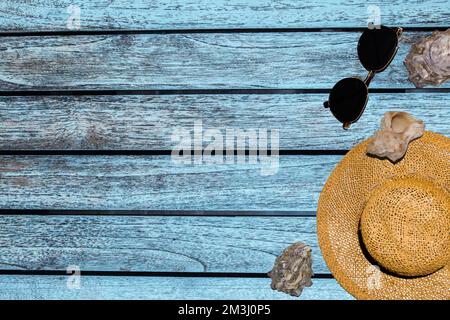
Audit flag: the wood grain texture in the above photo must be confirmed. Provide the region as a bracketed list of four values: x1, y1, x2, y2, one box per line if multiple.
[0, 0, 447, 31]
[0, 215, 328, 273]
[0, 93, 448, 150]
[0, 32, 444, 90]
[0, 276, 351, 300]
[0, 155, 338, 211]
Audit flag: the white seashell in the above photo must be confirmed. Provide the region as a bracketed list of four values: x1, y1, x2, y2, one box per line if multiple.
[404, 29, 450, 87]
[268, 242, 313, 297]
[367, 111, 425, 163]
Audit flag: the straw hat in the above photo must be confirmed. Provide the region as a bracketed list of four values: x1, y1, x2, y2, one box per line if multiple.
[317, 131, 450, 300]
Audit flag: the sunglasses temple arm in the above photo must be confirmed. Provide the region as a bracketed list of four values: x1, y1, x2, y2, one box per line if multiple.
[364, 70, 375, 87]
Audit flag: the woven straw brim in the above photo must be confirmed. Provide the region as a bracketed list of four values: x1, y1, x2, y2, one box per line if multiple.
[317, 131, 450, 300]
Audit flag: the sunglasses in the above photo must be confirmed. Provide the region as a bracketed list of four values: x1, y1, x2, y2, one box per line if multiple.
[324, 26, 403, 129]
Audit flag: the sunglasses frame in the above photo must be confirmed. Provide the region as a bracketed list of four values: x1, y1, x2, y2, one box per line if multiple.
[324, 26, 403, 130]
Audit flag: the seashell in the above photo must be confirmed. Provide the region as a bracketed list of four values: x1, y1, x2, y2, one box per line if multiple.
[268, 242, 313, 297]
[367, 111, 425, 163]
[404, 29, 450, 87]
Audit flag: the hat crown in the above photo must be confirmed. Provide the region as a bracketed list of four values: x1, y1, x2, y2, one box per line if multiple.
[360, 177, 450, 277]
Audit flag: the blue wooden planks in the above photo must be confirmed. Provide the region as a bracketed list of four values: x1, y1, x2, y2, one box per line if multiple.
[0, 276, 352, 300]
[0, 0, 447, 301]
[0, 0, 448, 31]
[0, 32, 446, 90]
[0, 93, 448, 150]
[0, 155, 339, 211]
[0, 215, 328, 274]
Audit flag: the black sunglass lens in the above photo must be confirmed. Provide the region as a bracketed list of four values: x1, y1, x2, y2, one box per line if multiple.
[358, 26, 398, 72]
[328, 78, 368, 125]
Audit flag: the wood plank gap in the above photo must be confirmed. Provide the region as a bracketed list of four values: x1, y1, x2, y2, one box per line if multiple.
[0, 209, 317, 217]
[1, 88, 449, 96]
[0, 270, 334, 279]
[0, 27, 447, 37]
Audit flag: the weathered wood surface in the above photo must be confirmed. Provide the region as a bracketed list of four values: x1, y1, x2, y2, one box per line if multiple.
[0, 0, 446, 31]
[0, 276, 351, 300]
[0, 0, 445, 302]
[0, 93, 448, 150]
[0, 155, 338, 211]
[0, 215, 328, 273]
[0, 32, 445, 90]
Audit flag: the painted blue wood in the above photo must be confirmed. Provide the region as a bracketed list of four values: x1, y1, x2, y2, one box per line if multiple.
[0, 155, 339, 211]
[0, 93, 448, 150]
[0, 0, 446, 302]
[0, 276, 352, 300]
[0, 32, 445, 90]
[0, 0, 447, 31]
[0, 215, 328, 273]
